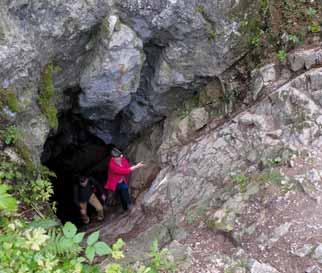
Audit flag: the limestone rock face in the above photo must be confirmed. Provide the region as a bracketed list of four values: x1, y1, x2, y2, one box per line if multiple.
[79, 16, 145, 120]
[0, 0, 251, 156]
[109, 49, 322, 273]
[0, 0, 109, 159]
[117, 0, 248, 137]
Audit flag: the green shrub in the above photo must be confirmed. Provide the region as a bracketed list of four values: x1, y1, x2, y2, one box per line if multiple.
[0, 156, 177, 273]
[0, 161, 55, 206]
[236, 0, 322, 66]
[0, 220, 114, 273]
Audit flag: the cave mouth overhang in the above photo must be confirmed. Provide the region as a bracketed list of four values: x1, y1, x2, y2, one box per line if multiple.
[41, 109, 120, 226]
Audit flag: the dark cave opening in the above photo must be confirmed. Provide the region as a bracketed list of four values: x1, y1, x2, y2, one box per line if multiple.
[41, 110, 114, 227]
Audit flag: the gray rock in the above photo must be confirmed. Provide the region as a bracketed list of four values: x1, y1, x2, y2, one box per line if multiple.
[305, 265, 322, 273]
[80, 16, 145, 120]
[313, 244, 322, 262]
[288, 47, 322, 72]
[267, 222, 292, 248]
[248, 260, 280, 273]
[291, 244, 314, 257]
[251, 64, 277, 100]
[188, 107, 209, 131]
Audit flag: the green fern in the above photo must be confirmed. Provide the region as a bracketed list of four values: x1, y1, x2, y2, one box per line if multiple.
[44, 228, 82, 257]
[29, 218, 60, 229]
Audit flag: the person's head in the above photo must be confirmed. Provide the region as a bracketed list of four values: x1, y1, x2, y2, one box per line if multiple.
[111, 147, 123, 158]
[79, 176, 88, 187]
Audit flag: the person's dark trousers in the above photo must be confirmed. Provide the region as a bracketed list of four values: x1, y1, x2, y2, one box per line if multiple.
[116, 182, 131, 211]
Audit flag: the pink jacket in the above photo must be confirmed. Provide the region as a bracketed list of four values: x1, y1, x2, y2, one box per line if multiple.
[104, 157, 132, 192]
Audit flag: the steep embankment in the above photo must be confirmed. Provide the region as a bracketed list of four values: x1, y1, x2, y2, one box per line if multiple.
[99, 47, 322, 273]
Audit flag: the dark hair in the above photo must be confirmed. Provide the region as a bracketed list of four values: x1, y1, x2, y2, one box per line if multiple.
[111, 147, 122, 157]
[79, 176, 87, 183]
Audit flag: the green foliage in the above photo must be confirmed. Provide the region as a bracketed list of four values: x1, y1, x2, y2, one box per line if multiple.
[308, 22, 321, 33]
[257, 169, 283, 186]
[287, 34, 300, 44]
[38, 63, 58, 129]
[277, 50, 287, 62]
[147, 240, 176, 273]
[307, 7, 317, 18]
[0, 125, 19, 145]
[238, 0, 322, 66]
[0, 161, 55, 206]
[105, 240, 176, 273]
[0, 184, 17, 213]
[231, 174, 248, 193]
[45, 225, 83, 257]
[101, 18, 110, 35]
[0, 220, 114, 273]
[110, 238, 125, 260]
[14, 139, 32, 167]
[28, 218, 60, 229]
[205, 21, 216, 41]
[85, 230, 112, 263]
[0, 159, 177, 273]
[195, 5, 206, 15]
[106, 263, 123, 273]
[0, 88, 20, 113]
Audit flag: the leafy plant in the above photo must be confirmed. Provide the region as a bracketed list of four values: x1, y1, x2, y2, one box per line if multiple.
[308, 22, 321, 33]
[147, 240, 176, 273]
[288, 34, 300, 44]
[0, 161, 55, 206]
[0, 184, 17, 213]
[307, 7, 317, 18]
[1, 125, 19, 145]
[0, 220, 114, 273]
[277, 50, 287, 62]
[231, 174, 248, 193]
[85, 230, 112, 263]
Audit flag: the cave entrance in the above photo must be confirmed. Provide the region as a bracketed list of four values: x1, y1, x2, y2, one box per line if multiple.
[41, 111, 114, 226]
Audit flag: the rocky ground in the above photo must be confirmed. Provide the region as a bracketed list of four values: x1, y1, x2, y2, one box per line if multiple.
[90, 46, 322, 273]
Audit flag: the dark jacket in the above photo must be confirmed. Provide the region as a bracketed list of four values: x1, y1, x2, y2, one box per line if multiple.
[73, 177, 104, 204]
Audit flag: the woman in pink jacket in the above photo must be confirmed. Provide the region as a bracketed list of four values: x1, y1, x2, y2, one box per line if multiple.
[104, 148, 144, 211]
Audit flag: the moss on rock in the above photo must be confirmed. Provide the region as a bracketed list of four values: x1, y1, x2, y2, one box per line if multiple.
[37, 64, 58, 129]
[0, 88, 20, 113]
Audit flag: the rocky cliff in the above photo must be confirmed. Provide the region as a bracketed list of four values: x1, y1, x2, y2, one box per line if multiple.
[1, 1, 322, 273]
[0, 0, 249, 159]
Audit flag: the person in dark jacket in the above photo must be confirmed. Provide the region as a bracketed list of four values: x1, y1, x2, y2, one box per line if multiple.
[74, 176, 106, 224]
